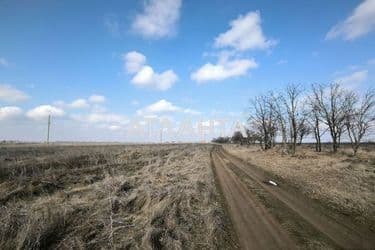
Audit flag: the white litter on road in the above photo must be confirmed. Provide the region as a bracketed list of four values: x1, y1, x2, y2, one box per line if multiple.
[268, 180, 278, 186]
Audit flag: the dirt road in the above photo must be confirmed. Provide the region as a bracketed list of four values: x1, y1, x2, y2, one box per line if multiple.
[211, 146, 375, 250]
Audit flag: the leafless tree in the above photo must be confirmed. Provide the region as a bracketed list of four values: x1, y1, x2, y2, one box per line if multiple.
[311, 83, 352, 153]
[245, 128, 262, 144]
[249, 94, 277, 150]
[307, 97, 323, 152]
[270, 93, 288, 150]
[282, 84, 303, 154]
[297, 114, 311, 145]
[344, 90, 375, 155]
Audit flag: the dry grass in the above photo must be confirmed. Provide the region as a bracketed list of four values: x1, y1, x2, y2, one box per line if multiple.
[223, 144, 375, 229]
[0, 144, 235, 249]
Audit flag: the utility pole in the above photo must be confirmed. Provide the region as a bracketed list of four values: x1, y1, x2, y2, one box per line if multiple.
[46, 114, 51, 144]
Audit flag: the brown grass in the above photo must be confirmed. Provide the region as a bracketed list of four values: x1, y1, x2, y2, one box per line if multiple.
[0, 144, 235, 249]
[223, 144, 375, 230]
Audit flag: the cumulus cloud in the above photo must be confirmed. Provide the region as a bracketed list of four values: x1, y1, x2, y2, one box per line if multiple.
[183, 108, 201, 115]
[26, 105, 65, 120]
[0, 106, 23, 120]
[326, 0, 375, 40]
[0, 58, 9, 67]
[108, 125, 122, 131]
[72, 112, 128, 125]
[132, 66, 178, 90]
[214, 11, 277, 51]
[0, 84, 29, 103]
[124, 51, 146, 73]
[91, 104, 107, 113]
[123, 51, 178, 91]
[334, 70, 368, 89]
[54, 95, 106, 109]
[70, 99, 89, 108]
[132, 0, 182, 39]
[137, 99, 200, 116]
[89, 94, 106, 103]
[54, 99, 89, 109]
[191, 56, 258, 83]
[137, 99, 180, 115]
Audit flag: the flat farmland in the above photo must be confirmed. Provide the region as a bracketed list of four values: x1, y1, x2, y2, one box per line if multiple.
[0, 144, 236, 249]
[1, 143, 375, 249]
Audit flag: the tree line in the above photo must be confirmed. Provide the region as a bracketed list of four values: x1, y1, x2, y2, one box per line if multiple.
[212, 83, 375, 155]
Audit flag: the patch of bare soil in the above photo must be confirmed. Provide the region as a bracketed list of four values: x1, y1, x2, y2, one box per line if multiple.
[223, 144, 375, 235]
[224, 145, 375, 249]
[0, 144, 236, 249]
[211, 148, 296, 250]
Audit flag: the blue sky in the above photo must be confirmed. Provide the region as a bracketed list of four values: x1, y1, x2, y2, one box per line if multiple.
[0, 0, 374, 142]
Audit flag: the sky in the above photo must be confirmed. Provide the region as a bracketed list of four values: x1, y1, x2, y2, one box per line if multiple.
[0, 0, 375, 142]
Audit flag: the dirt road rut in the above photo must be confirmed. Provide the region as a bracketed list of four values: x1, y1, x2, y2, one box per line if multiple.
[211, 146, 375, 250]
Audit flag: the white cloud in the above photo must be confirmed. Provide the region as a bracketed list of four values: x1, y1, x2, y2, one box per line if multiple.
[123, 51, 146, 73]
[70, 98, 89, 109]
[191, 57, 257, 83]
[326, 0, 375, 40]
[132, 66, 178, 90]
[0, 106, 23, 120]
[26, 105, 65, 120]
[54, 95, 105, 109]
[108, 125, 121, 131]
[54, 99, 90, 109]
[334, 70, 368, 89]
[123, 51, 178, 91]
[137, 99, 180, 115]
[137, 99, 200, 117]
[91, 104, 107, 113]
[183, 108, 201, 115]
[0, 58, 9, 67]
[132, 0, 182, 39]
[88, 113, 127, 124]
[89, 94, 106, 103]
[72, 112, 128, 125]
[0, 84, 29, 103]
[214, 11, 276, 51]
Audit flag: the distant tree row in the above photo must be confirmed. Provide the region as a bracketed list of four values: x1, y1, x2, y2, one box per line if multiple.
[213, 83, 375, 156]
[249, 83, 375, 155]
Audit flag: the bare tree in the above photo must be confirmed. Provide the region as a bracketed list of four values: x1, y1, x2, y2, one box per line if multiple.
[297, 114, 311, 145]
[312, 83, 351, 153]
[282, 84, 303, 154]
[245, 128, 262, 144]
[249, 94, 277, 150]
[344, 90, 375, 155]
[307, 97, 323, 152]
[270, 93, 288, 150]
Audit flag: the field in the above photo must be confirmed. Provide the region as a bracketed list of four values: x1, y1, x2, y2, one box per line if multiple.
[1, 143, 375, 249]
[0, 144, 236, 249]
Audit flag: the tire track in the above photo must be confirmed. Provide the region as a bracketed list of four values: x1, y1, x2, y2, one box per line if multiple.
[217, 147, 375, 249]
[211, 149, 297, 250]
